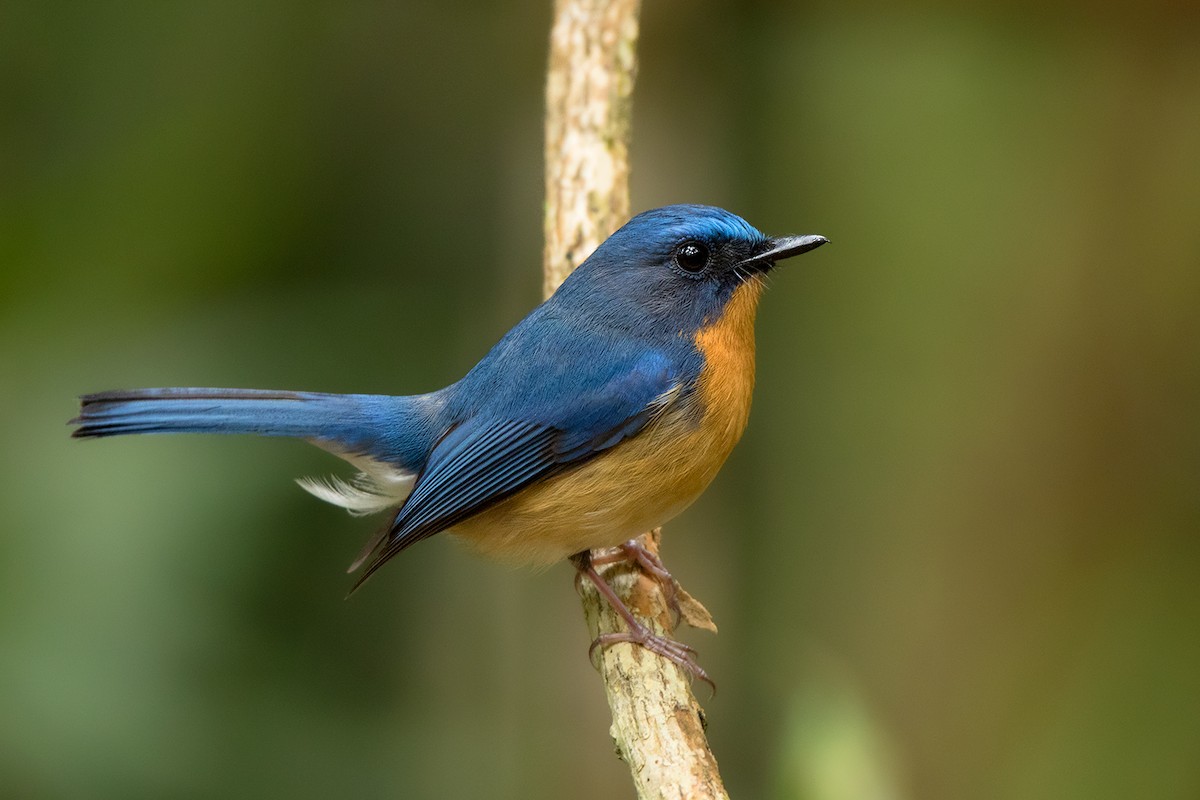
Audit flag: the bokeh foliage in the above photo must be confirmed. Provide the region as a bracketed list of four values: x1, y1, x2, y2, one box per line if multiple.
[2, 1, 1198, 798]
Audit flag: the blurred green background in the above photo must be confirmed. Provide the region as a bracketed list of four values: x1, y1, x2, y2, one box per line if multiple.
[3, 1, 1198, 798]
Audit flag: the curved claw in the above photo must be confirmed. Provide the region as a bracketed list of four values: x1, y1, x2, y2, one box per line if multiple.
[587, 629, 716, 695]
[588, 630, 696, 660]
[572, 549, 716, 695]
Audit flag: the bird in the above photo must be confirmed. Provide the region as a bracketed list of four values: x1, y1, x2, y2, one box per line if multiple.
[71, 204, 827, 680]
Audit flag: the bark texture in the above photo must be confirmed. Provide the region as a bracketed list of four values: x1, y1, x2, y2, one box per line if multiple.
[543, 2, 729, 798]
[543, 0, 638, 296]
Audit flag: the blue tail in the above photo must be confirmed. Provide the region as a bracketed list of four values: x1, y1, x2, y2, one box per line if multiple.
[70, 387, 436, 470]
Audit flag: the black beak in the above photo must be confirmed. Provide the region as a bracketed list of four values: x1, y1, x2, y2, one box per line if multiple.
[740, 234, 829, 268]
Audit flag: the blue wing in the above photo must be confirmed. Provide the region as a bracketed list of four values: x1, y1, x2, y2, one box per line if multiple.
[349, 349, 680, 587]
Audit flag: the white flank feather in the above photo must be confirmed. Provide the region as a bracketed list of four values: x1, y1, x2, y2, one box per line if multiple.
[295, 454, 415, 516]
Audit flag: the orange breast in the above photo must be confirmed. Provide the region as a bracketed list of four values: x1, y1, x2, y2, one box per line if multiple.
[451, 280, 765, 566]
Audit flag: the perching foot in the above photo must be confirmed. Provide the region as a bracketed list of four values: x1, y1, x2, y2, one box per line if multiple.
[590, 538, 683, 626]
[572, 550, 715, 694]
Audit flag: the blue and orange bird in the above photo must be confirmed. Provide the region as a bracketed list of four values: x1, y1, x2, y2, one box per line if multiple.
[71, 204, 827, 678]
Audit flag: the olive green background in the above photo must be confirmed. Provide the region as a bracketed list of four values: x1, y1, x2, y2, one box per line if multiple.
[3, 2, 1198, 798]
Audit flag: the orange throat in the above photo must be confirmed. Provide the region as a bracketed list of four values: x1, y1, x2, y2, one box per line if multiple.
[693, 279, 763, 444]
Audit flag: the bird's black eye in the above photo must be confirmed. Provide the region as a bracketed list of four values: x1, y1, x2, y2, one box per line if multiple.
[675, 241, 710, 273]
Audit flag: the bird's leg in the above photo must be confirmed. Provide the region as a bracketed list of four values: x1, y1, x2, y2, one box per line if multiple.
[571, 550, 714, 693]
[588, 539, 682, 626]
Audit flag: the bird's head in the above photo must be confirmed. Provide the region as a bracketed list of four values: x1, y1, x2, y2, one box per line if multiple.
[555, 204, 827, 335]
